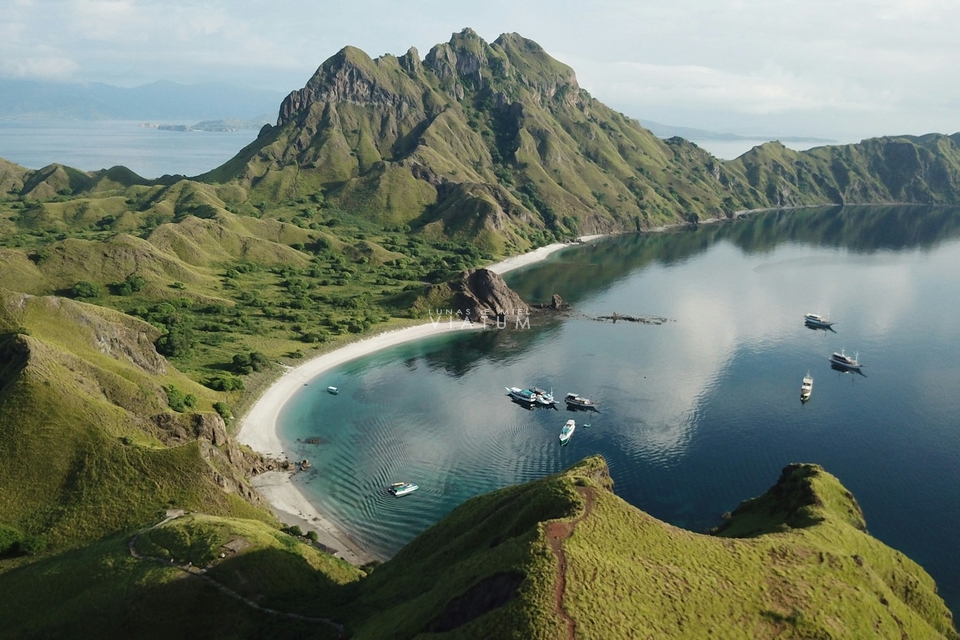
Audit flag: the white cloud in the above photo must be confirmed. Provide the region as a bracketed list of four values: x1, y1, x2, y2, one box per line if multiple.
[0, 56, 81, 80]
[580, 60, 883, 115]
[0, 0, 958, 136]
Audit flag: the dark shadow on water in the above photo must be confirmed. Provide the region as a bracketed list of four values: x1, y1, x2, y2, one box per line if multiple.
[406, 318, 566, 379]
[506, 204, 960, 306]
[830, 363, 867, 377]
[804, 322, 837, 333]
[565, 403, 601, 414]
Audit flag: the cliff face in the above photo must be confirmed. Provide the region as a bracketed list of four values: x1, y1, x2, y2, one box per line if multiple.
[453, 268, 529, 319]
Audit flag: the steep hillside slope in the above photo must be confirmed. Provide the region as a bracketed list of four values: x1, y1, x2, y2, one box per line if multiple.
[4, 457, 950, 639]
[347, 457, 956, 639]
[0, 516, 358, 640]
[0, 289, 271, 549]
[198, 29, 960, 257]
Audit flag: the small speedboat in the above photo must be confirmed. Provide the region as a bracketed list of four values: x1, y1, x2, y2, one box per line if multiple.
[388, 482, 419, 497]
[559, 419, 576, 445]
[829, 350, 862, 370]
[804, 313, 834, 328]
[327, 386, 339, 395]
[801, 373, 813, 401]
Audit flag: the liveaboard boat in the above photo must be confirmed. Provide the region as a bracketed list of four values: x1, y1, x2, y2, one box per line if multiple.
[506, 386, 537, 404]
[829, 350, 862, 370]
[804, 313, 834, 328]
[564, 393, 597, 409]
[559, 420, 576, 445]
[388, 482, 419, 497]
[801, 373, 813, 401]
[506, 386, 556, 406]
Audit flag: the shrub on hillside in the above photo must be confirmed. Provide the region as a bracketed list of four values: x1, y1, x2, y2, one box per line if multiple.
[213, 402, 231, 421]
[0, 524, 23, 556]
[165, 385, 197, 413]
[205, 375, 244, 392]
[70, 281, 101, 299]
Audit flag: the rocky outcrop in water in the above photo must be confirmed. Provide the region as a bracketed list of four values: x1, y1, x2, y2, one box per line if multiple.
[450, 268, 528, 321]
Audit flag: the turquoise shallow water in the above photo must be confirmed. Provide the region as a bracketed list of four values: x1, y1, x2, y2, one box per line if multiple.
[279, 205, 960, 615]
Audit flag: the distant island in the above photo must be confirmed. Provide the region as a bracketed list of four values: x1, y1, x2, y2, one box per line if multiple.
[141, 117, 272, 133]
[638, 118, 836, 143]
[0, 78, 283, 121]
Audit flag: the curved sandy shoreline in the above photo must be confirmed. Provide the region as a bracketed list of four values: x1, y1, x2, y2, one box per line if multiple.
[488, 234, 606, 274]
[237, 322, 480, 564]
[237, 235, 607, 565]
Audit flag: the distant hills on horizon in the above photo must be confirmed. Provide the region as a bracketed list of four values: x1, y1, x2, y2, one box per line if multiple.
[0, 77, 835, 146]
[0, 78, 285, 122]
[638, 118, 836, 144]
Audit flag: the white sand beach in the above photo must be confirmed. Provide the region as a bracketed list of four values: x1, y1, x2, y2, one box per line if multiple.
[237, 235, 608, 564]
[237, 322, 479, 563]
[487, 234, 606, 274]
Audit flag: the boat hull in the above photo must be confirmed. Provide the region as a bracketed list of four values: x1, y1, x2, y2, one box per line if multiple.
[829, 356, 861, 370]
[389, 482, 419, 497]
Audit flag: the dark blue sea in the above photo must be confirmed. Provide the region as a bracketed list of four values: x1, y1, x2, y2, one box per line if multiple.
[280, 204, 960, 615]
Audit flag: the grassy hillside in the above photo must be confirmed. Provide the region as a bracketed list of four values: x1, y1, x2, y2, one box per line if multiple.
[0, 518, 352, 640]
[0, 289, 271, 551]
[1, 26, 960, 640]
[197, 29, 960, 256]
[2, 457, 953, 639]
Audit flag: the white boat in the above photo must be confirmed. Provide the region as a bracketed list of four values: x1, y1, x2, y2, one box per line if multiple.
[564, 393, 596, 408]
[804, 313, 834, 328]
[829, 349, 862, 370]
[559, 419, 576, 445]
[327, 386, 339, 395]
[801, 373, 813, 401]
[388, 482, 419, 497]
[532, 387, 556, 406]
[506, 386, 536, 403]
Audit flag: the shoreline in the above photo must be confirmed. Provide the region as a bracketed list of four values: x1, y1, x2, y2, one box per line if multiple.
[237, 234, 610, 565]
[237, 322, 481, 564]
[487, 234, 606, 274]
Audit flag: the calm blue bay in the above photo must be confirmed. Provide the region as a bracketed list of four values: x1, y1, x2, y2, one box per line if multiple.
[0, 120, 258, 178]
[278, 205, 960, 615]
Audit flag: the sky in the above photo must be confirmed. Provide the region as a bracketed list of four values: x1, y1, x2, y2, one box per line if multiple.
[3, 0, 959, 141]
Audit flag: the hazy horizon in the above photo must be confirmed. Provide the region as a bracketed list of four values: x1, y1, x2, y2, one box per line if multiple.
[2, 2, 958, 143]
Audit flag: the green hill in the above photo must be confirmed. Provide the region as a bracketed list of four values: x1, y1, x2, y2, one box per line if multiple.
[198, 29, 960, 255]
[1, 26, 960, 640]
[0, 457, 954, 638]
[0, 288, 272, 550]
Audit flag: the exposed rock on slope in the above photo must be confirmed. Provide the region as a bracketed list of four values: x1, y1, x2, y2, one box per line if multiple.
[199, 29, 960, 257]
[452, 268, 528, 319]
[0, 289, 271, 547]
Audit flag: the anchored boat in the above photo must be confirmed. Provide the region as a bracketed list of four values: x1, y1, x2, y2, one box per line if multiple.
[559, 419, 576, 445]
[804, 313, 834, 328]
[388, 482, 419, 497]
[564, 393, 597, 409]
[506, 386, 537, 404]
[830, 349, 862, 371]
[801, 373, 813, 401]
[506, 386, 556, 406]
